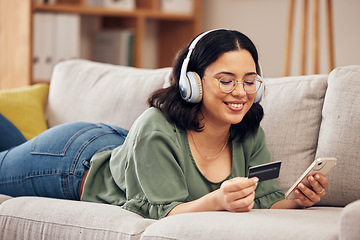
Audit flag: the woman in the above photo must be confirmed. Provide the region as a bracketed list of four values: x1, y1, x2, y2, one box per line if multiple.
[0, 29, 328, 219]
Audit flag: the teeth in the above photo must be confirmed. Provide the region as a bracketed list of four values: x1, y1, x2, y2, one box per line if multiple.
[228, 103, 243, 108]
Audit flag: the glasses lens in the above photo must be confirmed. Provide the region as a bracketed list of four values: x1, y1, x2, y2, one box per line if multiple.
[219, 76, 236, 93]
[243, 75, 261, 94]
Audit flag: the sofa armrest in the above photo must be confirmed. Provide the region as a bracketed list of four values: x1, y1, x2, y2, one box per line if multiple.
[340, 200, 360, 240]
[0, 197, 155, 240]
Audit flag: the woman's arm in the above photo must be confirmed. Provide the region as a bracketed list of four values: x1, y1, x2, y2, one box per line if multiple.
[271, 173, 328, 209]
[168, 177, 259, 216]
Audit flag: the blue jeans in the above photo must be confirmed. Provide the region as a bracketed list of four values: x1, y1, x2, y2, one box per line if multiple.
[0, 122, 128, 200]
[0, 113, 27, 151]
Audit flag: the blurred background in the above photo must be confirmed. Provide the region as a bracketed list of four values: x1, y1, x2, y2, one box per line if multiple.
[0, 0, 359, 89]
[203, 0, 360, 77]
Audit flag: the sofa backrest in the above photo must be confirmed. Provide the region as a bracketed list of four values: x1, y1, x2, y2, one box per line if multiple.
[262, 65, 360, 207]
[47, 60, 172, 130]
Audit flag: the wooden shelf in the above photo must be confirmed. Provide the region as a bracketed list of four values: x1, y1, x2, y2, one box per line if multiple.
[35, 4, 139, 17]
[34, 4, 196, 20]
[0, 0, 202, 89]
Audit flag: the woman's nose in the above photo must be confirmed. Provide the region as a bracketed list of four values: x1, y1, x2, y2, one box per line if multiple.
[231, 81, 247, 96]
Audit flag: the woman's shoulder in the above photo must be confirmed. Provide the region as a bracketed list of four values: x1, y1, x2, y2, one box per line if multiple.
[135, 107, 169, 127]
[130, 107, 180, 138]
[136, 107, 165, 123]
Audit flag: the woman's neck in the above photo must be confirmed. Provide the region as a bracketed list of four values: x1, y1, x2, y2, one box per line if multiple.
[189, 117, 231, 160]
[191, 127, 230, 147]
[187, 120, 232, 182]
[196, 115, 231, 146]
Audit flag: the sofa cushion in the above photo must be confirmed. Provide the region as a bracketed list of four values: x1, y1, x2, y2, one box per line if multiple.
[47, 60, 172, 130]
[141, 208, 342, 240]
[260, 74, 328, 194]
[0, 197, 155, 240]
[0, 83, 49, 140]
[315, 65, 360, 206]
[0, 194, 12, 205]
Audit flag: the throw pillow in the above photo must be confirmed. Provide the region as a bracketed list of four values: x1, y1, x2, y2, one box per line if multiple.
[0, 83, 49, 140]
[47, 60, 172, 130]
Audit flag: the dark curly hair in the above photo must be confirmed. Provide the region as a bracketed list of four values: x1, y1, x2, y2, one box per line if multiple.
[148, 29, 264, 142]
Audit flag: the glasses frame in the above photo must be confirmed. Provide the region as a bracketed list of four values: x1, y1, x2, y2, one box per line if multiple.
[207, 74, 263, 94]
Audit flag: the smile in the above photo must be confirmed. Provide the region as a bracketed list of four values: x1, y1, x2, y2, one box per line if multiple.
[226, 102, 244, 108]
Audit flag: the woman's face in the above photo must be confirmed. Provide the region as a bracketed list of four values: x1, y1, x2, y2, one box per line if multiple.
[200, 49, 257, 128]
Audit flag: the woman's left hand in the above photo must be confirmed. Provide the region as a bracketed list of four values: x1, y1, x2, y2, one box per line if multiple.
[294, 173, 328, 208]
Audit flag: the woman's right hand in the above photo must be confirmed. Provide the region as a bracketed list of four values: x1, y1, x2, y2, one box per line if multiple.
[167, 177, 259, 217]
[217, 177, 259, 212]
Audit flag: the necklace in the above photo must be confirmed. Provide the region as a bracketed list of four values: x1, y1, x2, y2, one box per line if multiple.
[190, 131, 230, 160]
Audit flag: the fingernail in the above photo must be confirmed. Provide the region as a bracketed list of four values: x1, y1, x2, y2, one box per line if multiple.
[309, 176, 315, 182]
[295, 189, 300, 195]
[254, 178, 259, 183]
[299, 183, 305, 189]
[316, 174, 320, 180]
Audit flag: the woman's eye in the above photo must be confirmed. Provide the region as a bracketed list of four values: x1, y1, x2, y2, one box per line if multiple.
[220, 77, 234, 85]
[244, 81, 255, 86]
[244, 78, 256, 86]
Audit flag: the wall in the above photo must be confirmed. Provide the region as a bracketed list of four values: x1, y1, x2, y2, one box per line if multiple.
[202, 0, 360, 77]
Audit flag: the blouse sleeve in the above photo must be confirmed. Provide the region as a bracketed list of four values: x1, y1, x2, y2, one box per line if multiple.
[110, 129, 189, 220]
[244, 127, 285, 209]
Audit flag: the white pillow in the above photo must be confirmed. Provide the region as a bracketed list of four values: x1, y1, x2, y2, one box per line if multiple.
[47, 60, 172, 130]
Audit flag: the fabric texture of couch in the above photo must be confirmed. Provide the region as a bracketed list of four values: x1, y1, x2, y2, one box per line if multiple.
[1, 60, 359, 239]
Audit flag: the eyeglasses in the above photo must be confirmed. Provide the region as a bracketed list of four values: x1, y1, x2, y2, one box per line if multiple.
[207, 74, 263, 94]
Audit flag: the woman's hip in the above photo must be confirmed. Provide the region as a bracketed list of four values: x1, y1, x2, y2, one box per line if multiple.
[28, 122, 128, 172]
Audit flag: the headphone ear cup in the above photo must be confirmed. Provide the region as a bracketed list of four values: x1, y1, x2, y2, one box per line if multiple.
[254, 79, 264, 103]
[186, 71, 203, 103]
[179, 73, 191, 101]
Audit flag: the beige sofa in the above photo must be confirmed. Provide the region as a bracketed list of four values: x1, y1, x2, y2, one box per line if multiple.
[1, 60, 359, 240]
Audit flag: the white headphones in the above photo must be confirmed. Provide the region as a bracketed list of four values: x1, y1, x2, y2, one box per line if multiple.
[179, 29, 264, 104]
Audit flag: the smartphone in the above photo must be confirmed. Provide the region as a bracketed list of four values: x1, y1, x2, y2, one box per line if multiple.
[248, 161, 281, 182]
[285, 157, 337, 199]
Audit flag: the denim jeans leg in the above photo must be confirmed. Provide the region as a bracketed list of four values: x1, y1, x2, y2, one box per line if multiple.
[0, 113, 27, 151]
[0, 122, 128, 200]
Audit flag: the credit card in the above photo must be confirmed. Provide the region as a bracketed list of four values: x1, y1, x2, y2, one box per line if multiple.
[247, 161, 281, 182]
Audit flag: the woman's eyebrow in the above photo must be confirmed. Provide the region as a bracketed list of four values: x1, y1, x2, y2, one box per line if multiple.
[214, 71, 257, 77]
[244, 72, 257, 76]
[214, 71, 235, 76]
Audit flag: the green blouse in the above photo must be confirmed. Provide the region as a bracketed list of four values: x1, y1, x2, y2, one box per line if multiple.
[81, 108, 284, 219]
